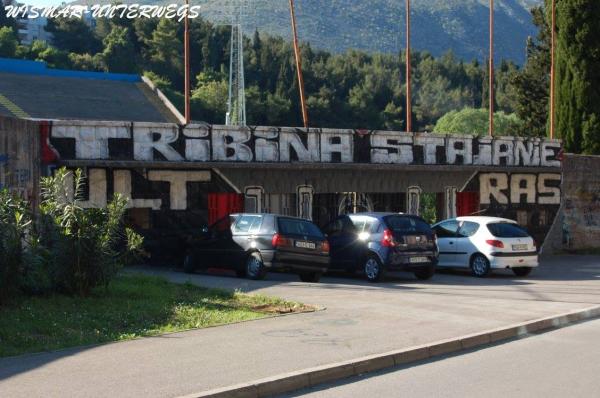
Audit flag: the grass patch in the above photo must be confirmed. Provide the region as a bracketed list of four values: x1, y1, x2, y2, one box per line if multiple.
[0, 274, 311, 358]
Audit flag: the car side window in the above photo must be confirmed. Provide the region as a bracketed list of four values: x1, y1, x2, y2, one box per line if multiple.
[324, 218, 344, 237]
[434, 221, 459, 238]
[233, 215, 263, 234]
[341, 216, 358, 235]
[457, 221, 480, 238]
[350, 218, 366, 232]
[210, 216, 233, 238]
[349, 217, 376, 233]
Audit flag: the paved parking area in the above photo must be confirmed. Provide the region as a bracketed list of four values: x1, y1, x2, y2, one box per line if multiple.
[1, 256, 600, 398]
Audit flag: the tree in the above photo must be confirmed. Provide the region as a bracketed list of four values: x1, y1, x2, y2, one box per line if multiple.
[0, 26, 17, 57]
[556, 0, 600, 154]
[191, 72, 228, 123]
[45, 17, 101, 54]
[69, 52, 103, 72]
[101, 26, 136, 73]
[433, 108, 522, 136]
[25, 40, 71, 69]
[147, 18, 183, 88]
[0, 4, 17, 31]
[511, 5, 551, 137]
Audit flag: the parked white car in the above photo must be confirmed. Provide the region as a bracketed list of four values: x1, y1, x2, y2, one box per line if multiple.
[431, 217, 538, 277]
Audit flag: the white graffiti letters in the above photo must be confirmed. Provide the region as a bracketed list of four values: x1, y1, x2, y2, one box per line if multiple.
[134, 125, 184, 161]
[50, 122, 563, 167]
[52, 123, 129, 159]
[479, 173, 561, 205]
[212, 129, 253, 162]
[370, 132, 413, 164]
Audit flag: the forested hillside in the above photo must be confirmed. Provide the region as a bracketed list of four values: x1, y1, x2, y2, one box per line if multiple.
[76, 0, 542, 64]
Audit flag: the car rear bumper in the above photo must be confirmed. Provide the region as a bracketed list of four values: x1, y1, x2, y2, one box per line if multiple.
[263, 250, 330, 273]
[385, 251, 438, 271]
[487, 252, 539, 269]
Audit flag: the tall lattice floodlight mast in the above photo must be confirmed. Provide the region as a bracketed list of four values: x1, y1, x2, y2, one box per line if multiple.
[228, 12, 246, 126]
[200, 0, 253, 126]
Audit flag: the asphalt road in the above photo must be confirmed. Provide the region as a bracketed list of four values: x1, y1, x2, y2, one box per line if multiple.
[282, 318, 600, 398]
[1, 256, 600, 398]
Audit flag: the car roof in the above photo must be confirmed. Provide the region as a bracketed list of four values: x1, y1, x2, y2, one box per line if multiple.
[442, 216, 517, 224]
[230, 213, 314, 222]
[348, 212, 409, 218]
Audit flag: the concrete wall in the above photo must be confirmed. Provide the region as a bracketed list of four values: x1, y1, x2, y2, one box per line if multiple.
[554, 154, 600, 252]
[0, 116, 40, 208]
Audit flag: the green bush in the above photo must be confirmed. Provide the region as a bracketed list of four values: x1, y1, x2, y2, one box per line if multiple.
[0, 190, 32, 304]
[38, 168, 143, 297]
[1, 168, 144, 303]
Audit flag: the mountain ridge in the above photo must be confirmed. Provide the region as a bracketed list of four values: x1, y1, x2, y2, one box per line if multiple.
[76, 0, 543, 63]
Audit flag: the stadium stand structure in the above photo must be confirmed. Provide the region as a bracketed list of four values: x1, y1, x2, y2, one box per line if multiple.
[0, 58, 182, 123]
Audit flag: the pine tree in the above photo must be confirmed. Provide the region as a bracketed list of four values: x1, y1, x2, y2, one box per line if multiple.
[511, 5, 550, 137]
[556, 0, 600, 154]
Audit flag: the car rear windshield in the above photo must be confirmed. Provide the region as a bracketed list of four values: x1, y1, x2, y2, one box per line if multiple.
[384, 216, 431, 235]
[233, 215, 263, 234]
[487, 222, 530, 238]
[278, 218, 324, 238]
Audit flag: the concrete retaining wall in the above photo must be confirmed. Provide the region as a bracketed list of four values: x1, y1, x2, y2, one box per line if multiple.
[561, 154, 600, 251]
[0, 116, 40, 208]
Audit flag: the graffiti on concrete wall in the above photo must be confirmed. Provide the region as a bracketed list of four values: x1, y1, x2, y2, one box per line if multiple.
[0, 153, 7, 189]
[62, 168, 211, 211]
[50, 121, 562, 167]
[479, 173, 562, 205]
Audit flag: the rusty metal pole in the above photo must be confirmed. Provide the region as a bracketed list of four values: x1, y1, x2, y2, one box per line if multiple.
[184, 0, 191, 124]
[406, 0, 412, 133]
[289, 0, 309, 128]
[550, 0, 556, 140]
[489, 0, 494, 137]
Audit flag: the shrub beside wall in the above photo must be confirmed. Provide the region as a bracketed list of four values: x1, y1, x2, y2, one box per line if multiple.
[0, 168, 143, 304]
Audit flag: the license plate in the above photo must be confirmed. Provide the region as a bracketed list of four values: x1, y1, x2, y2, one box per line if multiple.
[409, 256, 429, 264]
[295, 241, 316, 250]
[512, 244, 528, 251]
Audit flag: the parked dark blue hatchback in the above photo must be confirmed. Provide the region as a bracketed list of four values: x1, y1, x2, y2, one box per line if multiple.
[322, 213, 438, 282]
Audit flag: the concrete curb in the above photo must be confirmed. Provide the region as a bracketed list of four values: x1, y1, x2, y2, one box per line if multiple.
[178, 305, 600, 398]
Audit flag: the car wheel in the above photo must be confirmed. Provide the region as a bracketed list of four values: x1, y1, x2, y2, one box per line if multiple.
[245, 252, 267, 280]
[512, 267, 533, 277]
[470, 254, 491, 278]
[364, 255, 385, 283]
[183, 253, 196, 274]
[414, 264, 435, 280]
[299, 272, 321, 283]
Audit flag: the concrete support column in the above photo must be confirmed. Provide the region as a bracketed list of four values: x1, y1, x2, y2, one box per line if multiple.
[407, 186, 422, 216]
[444, 186, 458, 219]
[297, 185, 314, 220]
[244, 186, 264, 213]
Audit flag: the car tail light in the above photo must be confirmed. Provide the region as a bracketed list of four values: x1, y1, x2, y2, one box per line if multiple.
[382, 229, 396, 247]
[321, 241, 330, 254]
[272, 233, 292, 248]
[485, 239, 505, 248]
